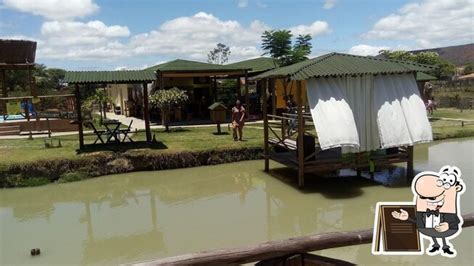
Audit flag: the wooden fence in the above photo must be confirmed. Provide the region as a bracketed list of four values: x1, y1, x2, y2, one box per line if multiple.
[131, 212, 474, 265]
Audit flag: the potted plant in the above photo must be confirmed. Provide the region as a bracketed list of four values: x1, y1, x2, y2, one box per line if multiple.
[150, 87, 189, 132]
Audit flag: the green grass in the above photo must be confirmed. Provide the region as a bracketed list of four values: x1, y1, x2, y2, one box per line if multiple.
[431, 108, 474, 120]
[0, 126, 263, 164]
[2, 110, 474, 166]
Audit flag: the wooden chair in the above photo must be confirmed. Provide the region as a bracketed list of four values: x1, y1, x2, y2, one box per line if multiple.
[119, 120, 134, 143]
[86, 121, 106, 144]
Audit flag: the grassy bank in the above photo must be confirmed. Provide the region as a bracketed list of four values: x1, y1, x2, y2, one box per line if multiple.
[0, 126, 263, 164]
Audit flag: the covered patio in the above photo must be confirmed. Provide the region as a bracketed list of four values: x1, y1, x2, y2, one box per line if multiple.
[252, 52, 435, 188]
[63, 70, 156, 149]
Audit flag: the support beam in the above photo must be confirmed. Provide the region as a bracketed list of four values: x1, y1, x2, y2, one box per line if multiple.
[270, 79, 276, 116]
[236, 76, 241, 99]
[213, 76, 217, 102]
[245, 70, 249, 116]
[263, 79, 269, 172]
[296, 80, 304, 188]
[143, 82, 152, 142]
[75, 84, 84, 150]
[1, 70, 6, 116]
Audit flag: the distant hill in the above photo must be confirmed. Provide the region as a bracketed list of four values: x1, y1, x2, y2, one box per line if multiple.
[409, 43, 473, 66]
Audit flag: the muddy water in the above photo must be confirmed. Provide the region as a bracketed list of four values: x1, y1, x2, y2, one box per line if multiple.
[1, 138, 473, 265]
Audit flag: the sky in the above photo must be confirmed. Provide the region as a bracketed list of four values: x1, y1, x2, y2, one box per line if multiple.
[0, 0, 472, 70]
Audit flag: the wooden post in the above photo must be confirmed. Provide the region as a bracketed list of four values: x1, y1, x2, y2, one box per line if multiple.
[75, 84, 84, 150]
[236, 76, 241, 99]
[263, 79, 269, 172]
[213, 76, 218, 102]
[407, 145, 414, 180]
[1, 70, 6, 116]
[143, 82, 152, 142]
[245, 70, 250, 116]
[296, 80, 304, 188]
[271, 79, 276, 116]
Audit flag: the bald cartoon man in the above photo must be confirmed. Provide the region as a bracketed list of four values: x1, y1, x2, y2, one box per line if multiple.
[392, 166, 465, 257]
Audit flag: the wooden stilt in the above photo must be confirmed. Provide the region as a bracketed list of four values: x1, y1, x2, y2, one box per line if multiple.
[407, 145, 414, 180]
[263, 79, 269, 172]
[143, 82, 152, 142]
[75, 84, 84, 150]
[296, 80, 305, 188]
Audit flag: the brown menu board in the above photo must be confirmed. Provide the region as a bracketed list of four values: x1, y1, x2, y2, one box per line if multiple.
[373, 205, 421, 253]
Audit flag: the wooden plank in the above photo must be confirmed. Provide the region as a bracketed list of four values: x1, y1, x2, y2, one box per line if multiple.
[143, 82, 152, 142]
[296, 80, 304, 188]
[263, 79, 269, 172]
[270, 79, 276, 116]
[133, 212, 474, 266]
[75, 84, 84, 150]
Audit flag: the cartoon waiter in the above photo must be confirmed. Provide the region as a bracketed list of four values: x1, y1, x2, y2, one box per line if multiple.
[392, 165, 465, 257]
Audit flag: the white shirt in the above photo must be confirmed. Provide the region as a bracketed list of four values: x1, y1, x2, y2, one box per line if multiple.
[425, 213, 441, 228]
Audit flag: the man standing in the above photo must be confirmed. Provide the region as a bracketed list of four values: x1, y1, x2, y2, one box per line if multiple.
[231, 100, 246, 141]
[392, 166, 465, 257]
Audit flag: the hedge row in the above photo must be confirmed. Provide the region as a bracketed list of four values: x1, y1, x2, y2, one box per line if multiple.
[0, 147, 263, 188]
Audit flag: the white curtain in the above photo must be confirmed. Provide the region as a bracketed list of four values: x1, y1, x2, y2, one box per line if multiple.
[306, 77, 360, 150]
[306, 73, 432, 152]
[374, 73, 433, 148]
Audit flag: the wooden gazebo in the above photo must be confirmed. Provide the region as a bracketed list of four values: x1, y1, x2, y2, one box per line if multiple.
[63, 70, 156, 149]
[252, 53, 435, 188]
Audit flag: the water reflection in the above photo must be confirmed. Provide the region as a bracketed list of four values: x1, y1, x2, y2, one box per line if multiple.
[0, 138, 473, 265]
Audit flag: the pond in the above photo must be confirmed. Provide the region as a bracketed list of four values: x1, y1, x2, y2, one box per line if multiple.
[1, 138, 473, 265]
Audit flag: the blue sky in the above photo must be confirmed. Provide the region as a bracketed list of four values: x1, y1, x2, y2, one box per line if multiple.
[0, 0, 472, 70]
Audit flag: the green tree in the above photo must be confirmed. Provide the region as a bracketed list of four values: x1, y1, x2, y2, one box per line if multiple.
[378, 50, 456, 78]
[463, 64, 473, 75]
[84, 89, 112, 124]
[261, 30, 312, 66]
[149, 87, 189, 132]
[207, 43, 231, 65]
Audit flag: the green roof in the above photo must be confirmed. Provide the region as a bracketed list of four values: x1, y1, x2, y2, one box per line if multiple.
[252, 53, 435, 81]
[64, 70, 156, 84]
[416, 72, 437, 81]
[147, 59, 248, 72]
[226, 57, 278, 73]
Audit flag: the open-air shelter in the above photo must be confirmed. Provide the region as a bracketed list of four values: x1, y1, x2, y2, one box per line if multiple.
[148, 59, 251, 119]
[63, 70, 156, 149]
[252, 52, 435, 188]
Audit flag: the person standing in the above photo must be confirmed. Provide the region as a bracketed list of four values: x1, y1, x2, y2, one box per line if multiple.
[232, 100, 246, 141]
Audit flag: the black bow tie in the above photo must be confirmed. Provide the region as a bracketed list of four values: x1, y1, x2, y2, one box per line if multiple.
[426, 209, 439, 217]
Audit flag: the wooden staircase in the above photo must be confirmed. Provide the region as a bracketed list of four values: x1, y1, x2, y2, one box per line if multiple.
[0, 124, 20, 136]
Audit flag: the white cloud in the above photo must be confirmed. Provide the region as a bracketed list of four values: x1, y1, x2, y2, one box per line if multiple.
[3, 0, 99, 20]
[237, 0, 248, 8]
[348, 44, 389, 56]
[37, 20, 130, 60]
[129, 12, 269, 61]
[17, 12, 330, 64]
[290, 21, 331, 36]
[364, 0, 474, 48]
[323, 0, 337, 9]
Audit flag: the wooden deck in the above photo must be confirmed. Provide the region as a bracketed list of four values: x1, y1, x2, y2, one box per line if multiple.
[261, 79, 414, 188]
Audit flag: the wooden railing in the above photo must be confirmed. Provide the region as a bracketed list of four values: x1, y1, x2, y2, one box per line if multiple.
[131, 212, 474, 265]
